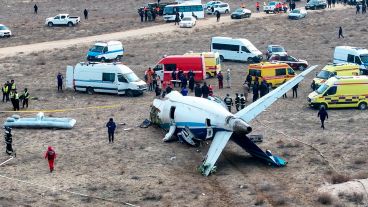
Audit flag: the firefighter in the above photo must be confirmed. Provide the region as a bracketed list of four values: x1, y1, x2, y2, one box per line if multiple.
[44, 146, 56, 173]
[22, 88, 29, 108]
[224, 94, 233, 112]
[240, 94, 246, 109]
[235, 93, 240, 111]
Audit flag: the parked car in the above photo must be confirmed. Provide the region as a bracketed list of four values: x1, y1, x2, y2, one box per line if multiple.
[288, 8, 307, 19]
[205, 1, 223, 9]
[305, 0, 327, 10]
[231, 8, 252, 19]
[266, 45, 287, 59]
[0, 24, 11, 37]
[179, 16, 197, 28]
[207, 3, 230, 14]
[87, 41, 124, 62]
[45, 14, 80, 27]
[269, 54, 309, 70]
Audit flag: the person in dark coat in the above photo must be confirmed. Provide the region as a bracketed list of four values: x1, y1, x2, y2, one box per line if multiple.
[240, 94, 246, 109]
[356, 3, 360, 14]
[252, 83, 259, 102]
[246, 74, 252, 91]
[175, 12, 180, 25]
[84, 9, 88, 20]
[144, 8, 148, 22]
[188, 76, 195, 92]
[338, 26, 344, 38]
[201, 82, 210, 98]
[171, 69, 177, 87]
[235, 93, 240, 111]
[217, 71, 223, 89]
[165, 85, 173, 94]
[292, 83, 298, 98]
[57, 72, 63, 92]
[194, 83, 202, 97]
[180, 12, 184, 19]
[34, 4, 38, 14]
[223, 94, 233, 112]
[317, 106, 328, 130]
[188, 70, 195, 80]
[311, 80, 317, 91]
[106, 118, 117, 143]
[260, 80, 268, 97]
[155, 85, 162, 97]
[216, 11, 221, 22]
[181, 75, 187, 89]
[139, 9, 144, 22]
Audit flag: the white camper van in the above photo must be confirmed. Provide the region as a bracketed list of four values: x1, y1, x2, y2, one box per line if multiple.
[66, 62, 147, 96]
[211, 37, 263, 62]
[333, 46, 368, 74]
[87, 41, 124, 62]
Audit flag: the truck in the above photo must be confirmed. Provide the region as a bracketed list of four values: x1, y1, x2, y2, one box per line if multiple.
[45, 14, 81, 27]
[66, 62, 147, 97]
[184, 52, 221, 78]
[152, 55, 205, 88]
[87, 41, 124, 62]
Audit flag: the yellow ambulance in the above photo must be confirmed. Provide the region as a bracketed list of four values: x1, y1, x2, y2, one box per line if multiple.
[184, 52, 221, 78]
[248, 62, 295, 88]
[313, 63, 360, 88]
[308, 76, 368, 110]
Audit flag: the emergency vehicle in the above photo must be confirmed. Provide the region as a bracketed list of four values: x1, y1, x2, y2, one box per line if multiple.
[184, 52, 221, 78]
[248, 62, 295, 88]
[313, 63, 360, 88]
[308, 76, 368, 110]
[152, 55, 205, 87]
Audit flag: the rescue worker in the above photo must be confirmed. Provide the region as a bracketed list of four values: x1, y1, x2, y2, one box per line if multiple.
[252, 83, 259, 102]
[14, 90, 20, 111]
[34, 4, 38, 14]
[318, 106, 328, 130]
[216, 11, 221, 22]
[189, 75, 195, 92]
[226, 69, 231, 88]
[181, 75, 187, 89]
[144, 7, 148, 22]
[106, 118, 116, 143]
[4, 126, 14, 156]
[240, 94, 246, 109]
[155, 85, 162, 97]
[9, 90, 15, 110]
[44, 146, 56, 173]
[260, 80, 268, 97]
[171, 69, 177, 87]
[338, 27, 344, 39]
[224, 94, 233, 112]
[311, 80, 317, 91]
[246, 73, 252, 91]
[201, 82, 210, 98]
[2, 83, 9, 102]
[22, 88, 29, 108]
[217, 71, 224, 89]
[243, 81, 249, 102]
[292, 83, 298, 98]
[256, 2, 260, 12]
[83, 9, 88, 20]
[57, 72, 63, 91]
[194, 83, 202, 97]
[139, 8, 144, 22]
[181, 86, 188, 96]
[235, 93, 240, 111]
[146, 68, 153, 91]
[188, 70, 195, 80]
[10, 80, 16, 91]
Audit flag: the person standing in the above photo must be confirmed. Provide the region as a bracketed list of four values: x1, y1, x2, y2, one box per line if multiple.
[338, 27, 344, 38]
[22, 88, 30, 108]
[246, 73, 252, 91]
[144, 7, 148, 22]
[252, 83, 259, 102]
[171, 69, 177, 87]
[240, 94, 246, 109]
[362, 3, 366, 13]
[175, 12, 180, 25]
[208, 84, 213, 96]
[260, 80, 268, 97]
[217, 71, 224, 89]
[147, 69, 153, 91]
[292, 83, 298, 98]
[44, 146, 56, 173]
[311, 80, 317, 91]
[216, 11, 221, 22]
[201, 82, 210, 98]
[194, 83, 202, 97]
[188, 75, 195, 92]
[9, 90, 15, 110]
[14, 90, 20, 111]
[235, 93, 240, 111]
[243, 81, 249, 102]
[57, 73, 63, 92]
[181, 75, 187, 89]
[139, 9, 144, 22]
[226, 69, 231, 88]
[10, 80, 16, 91]
[106, 118, 116, 143]
[224, 94, 233, 112]
[155, 85, 162, 97]
[256, 2, 260, 12]
[2, 83, 9, 102]
[34, 4, 38, 14]
[318, 106, 328, 130]
[84, 9, 88, 20]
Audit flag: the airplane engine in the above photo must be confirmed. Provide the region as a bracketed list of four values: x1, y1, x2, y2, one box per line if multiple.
[227, 117, 252, 134]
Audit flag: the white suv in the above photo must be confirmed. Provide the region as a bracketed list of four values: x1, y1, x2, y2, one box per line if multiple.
[0, 24, 11, 37]
[207, 3, 230, 14]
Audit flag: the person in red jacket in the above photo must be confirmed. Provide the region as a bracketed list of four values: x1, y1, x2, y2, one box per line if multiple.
[256, 2, 260, 12]
[44, 146, 56, 173]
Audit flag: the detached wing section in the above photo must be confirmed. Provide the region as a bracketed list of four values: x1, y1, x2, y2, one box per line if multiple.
[200, 131, 233, 176]
[235, 65, 318, 122]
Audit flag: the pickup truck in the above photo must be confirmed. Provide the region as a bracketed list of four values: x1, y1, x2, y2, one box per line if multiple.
[45, 14, 80, 27]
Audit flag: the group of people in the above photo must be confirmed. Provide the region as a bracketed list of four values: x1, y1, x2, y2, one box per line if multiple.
[138, 6, 160, 22]
[145, 68, 161, 92]
[1, 80, 30, 111]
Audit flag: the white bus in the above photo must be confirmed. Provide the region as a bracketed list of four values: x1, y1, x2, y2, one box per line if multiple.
[163, 3, 204, 21]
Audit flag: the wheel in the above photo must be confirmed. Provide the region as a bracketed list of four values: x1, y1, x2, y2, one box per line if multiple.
[219, 55, 224, 62]
[126, 90, 134, 97]
[100, 57, 106, 62]
[67, 22, 73, 27]
[206, 73, 211, 79]
[266, 11, 269, 14]
[115, 55, 122, 61]
[358, 102, 367, 110]
[319, 103, 327, 110]
[299, 65, 306, 71]
[86, 87, 94, 95]
[247, 57, 253, 63]
[48, 22, 53, 27]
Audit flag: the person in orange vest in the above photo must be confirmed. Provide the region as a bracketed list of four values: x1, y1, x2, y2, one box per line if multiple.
[256, 2, 260, 12]
[44, 146, 57, 173]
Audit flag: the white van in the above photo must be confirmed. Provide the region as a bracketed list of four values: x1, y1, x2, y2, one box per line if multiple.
[66, 62, 147, 96]
[87, 41, 124, 62]
[333, 46, 368, 75]
[211, 37, 263, 62]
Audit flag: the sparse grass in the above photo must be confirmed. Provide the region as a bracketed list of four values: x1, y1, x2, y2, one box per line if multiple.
[345, 192, 364, 204]
[352, 171, 368, 179]
[317, 192, 334, 205]
[255, 194, 266, 206]
[258, 181, 273, 192]
[353, 158, 366, 165]
[330, 172, 351, 184]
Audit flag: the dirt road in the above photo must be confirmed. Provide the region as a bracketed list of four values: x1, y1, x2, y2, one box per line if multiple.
[0, 6, 345, 58]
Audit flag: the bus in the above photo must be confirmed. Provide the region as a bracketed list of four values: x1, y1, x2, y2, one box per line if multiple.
[163, 3, 204, 21]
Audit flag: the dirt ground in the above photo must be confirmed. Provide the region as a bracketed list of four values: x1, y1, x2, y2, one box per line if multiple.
[0, 2, 368, 207]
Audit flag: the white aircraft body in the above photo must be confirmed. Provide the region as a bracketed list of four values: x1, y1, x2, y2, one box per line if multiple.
[150, 65, 317, 176]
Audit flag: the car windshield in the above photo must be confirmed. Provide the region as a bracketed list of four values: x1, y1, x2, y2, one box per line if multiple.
[360, 55, 368, 64]
[0, 26, 8, 30]
[316, 84, 329, 94]
[269, 2, 277, 5]
[182, 17, 192, 21]
[125, 73, 140, 82]
[235, 8, 244, 12]
[163, 7, 174, 15]
[272, 47, 285, 52]
[90, 45, 104, 52]
[317, 70, 333, 79]
[291, 9, 300, 13]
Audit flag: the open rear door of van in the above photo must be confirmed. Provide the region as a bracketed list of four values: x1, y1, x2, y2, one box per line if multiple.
[201, 55, 206, 80]
[66, 66, 74, 89]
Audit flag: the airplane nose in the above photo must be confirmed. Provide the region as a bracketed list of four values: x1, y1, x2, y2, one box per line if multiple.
[232, 118, 252, 134]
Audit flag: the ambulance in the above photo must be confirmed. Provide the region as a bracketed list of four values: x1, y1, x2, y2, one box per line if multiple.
[248, 62, 295, 88]
[184, 52, 221, 78]
[308, 76, 368, 110]
[313, 63, 360, 89]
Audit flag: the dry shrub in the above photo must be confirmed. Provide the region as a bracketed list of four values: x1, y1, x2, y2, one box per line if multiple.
[330, 172, 350, 184]
[36, 57, 46, 66]
[285, 142, 301, 148]
[255, 194, 266, 206]
[317, 192, 334, 205]
[345, 192, 363, 204]
[271, 196, 287, 206]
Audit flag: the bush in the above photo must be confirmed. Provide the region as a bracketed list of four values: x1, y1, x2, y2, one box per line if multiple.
[255, 194, 266, 206]
[346, 192, 363, 204]
[331, 172, 350, 184]
[317, 192, 334, 205]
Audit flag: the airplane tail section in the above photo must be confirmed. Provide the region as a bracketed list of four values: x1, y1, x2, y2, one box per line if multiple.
[231, 133, 287, 167]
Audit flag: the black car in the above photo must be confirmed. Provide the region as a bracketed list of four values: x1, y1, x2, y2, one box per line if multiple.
[231, 8, 252, 19]
[305, 0, 327, 10]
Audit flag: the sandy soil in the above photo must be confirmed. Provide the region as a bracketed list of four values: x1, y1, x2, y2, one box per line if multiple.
[0, 3, 367, 207]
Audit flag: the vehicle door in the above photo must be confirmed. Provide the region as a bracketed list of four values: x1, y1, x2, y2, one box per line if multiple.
[117, 73, 129, 95]
[102, 46, 109, 59]
[100, 72, 117, 94]
[287, 56, 297, 69]
[53, 15, 61, 25]
[240, 46, 251, 61]
[60, 15, 67, 24]
[323, 86, 338, 108]
[275, 68, 287, 86]
[347, 54, 355, 63]
[354, 56, 362, 66]
[287, 68, 295, 78]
